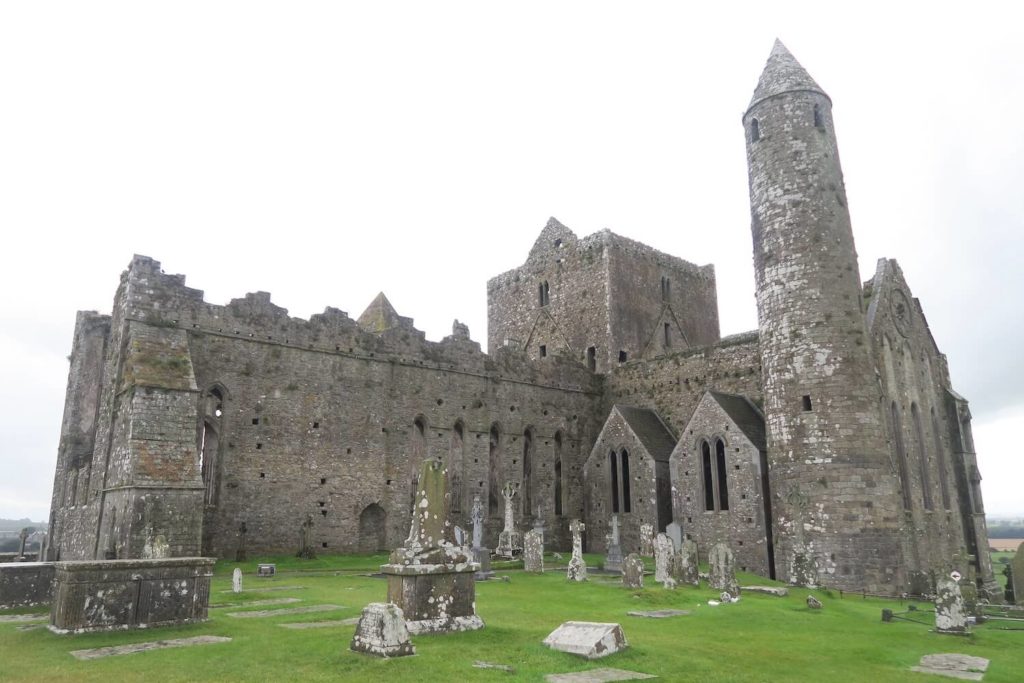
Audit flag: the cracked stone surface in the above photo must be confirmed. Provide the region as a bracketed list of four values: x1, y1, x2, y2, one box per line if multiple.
[69, 636, 232, 660]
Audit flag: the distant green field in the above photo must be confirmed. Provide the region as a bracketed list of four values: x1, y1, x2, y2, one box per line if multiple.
[2, 553, 1022, 682]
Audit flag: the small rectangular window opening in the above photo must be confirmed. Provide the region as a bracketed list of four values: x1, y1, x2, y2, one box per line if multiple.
[618, 350, 627, 363]
[539, 345, 547, 358]
[587, 346, 597, 371]
[664, 322, 671, 348]
[802, 395, 812, 411]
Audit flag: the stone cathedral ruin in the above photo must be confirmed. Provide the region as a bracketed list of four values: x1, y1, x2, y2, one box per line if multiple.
[43, 41, 1000, 600]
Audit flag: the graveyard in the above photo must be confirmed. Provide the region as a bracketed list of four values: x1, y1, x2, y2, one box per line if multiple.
[2, 549, 1022, 682]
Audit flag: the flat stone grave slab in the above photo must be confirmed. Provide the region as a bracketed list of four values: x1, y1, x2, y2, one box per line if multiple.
[0, 613, 49, 623]
[626, 610, 689, 618]
[910, 653, 990, 681]
[225, 604, 343, 618]
[741, 586, 788, 597]
[211, 597, 301, 609]
[69, 636, 233, 661]
[474, 661, 514, 672]
[220, 585, 307, 593]
[546, 668, 656, 682]
[279, 618, 360, 629]
[543, 622, 628, 660]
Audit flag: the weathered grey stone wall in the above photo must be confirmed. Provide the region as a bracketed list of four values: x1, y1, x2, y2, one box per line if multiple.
[583, 410, 661, 554]
[0, 562, 55, 609]
[743, 45, 905, 593]
[671, 393, 771, 577]
[487, 218, 719, 373]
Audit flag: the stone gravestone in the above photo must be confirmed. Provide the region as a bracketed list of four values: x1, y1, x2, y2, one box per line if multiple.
[665, 522, 682, 551]
[381, 458, 484, 634]
[470, 495, 493, 580]
[673, 539, 699, 587]
[350, 603, 415, 658]
[653, 533, 674, 584]
[236, 521, 248, 562]
[567, 519, 587, 582]
[256, 563, 276, 577]
[524, 529, 544, 573]
[622, 554, 644, 589]
[232, 568, 243, 594]
[604, 514, 623, 573]
[790, 540, 817, 588]
[1012, 541, 1024, 606]
[543, 621, 628, 660]
[297, 514, 317, 560]
[16, 528, 29, 561]
[934, 576, 968, 635]
[708, 543, 740, 596]
[639, 523, 654, 557]
[495, 483, 522, 559]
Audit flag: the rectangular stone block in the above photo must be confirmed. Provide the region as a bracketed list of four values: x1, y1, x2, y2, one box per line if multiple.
[0, 562, 55, 609]
[49, 557, 215, 633]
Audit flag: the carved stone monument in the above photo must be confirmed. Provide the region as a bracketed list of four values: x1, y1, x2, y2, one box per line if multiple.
[495, 483, 522, 559]
[654, 533, 673, 583]
[639, 523, 654, 557]
[380, 458, 484, 634]
[232, 568, 243, 594]
[673, 539, 699, 586]
[934, 577, 968, 635]
[470, 494, 493, 580]
[622, 553, 644, 589]
[297, 514, 317, 560]
[708, 543, 740, 596]
[604, 514, 623, 573]
[567, 519, 587, 582]
[350, 603, 415, 658]
[524, 529, 544, 573]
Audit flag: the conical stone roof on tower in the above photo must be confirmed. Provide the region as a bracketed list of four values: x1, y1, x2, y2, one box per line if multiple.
[747, 39, 829, 111]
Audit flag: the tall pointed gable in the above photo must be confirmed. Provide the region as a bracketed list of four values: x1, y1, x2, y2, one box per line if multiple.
[527, 216, 578, 262]
[357, 292, 403, 333]
[748, 39, 829, 111]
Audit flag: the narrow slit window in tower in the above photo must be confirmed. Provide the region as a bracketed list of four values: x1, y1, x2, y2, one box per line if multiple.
[802, 395, 812, 411]
[750, 118, 760, 142]
[701, 440, 714, 511]
[539, 345, 546, 358]
[621, 449, 631, 513]
[813, 104, 824, 128]
[664, 322, 671, 348]
[609, 450, 620, 513]
[587, 346, 596, 371]
[618, 350, 627, 363]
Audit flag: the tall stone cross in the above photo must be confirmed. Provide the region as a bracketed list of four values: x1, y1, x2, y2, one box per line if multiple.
[501, 482, 517, 534]
[470, 494, 484, 550]
[567, 519, 587, 582]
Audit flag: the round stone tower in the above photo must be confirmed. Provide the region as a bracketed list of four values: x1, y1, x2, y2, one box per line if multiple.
[743, 40, 904, 592]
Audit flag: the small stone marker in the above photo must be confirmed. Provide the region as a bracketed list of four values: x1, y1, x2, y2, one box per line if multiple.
[524, 529, 545, 573]
[674, 539, 699, 586]
[935, 577, 968, 634]
[545, 669, 655, 683]
[653, 533, 673, 583]
[627, 609, 688, 618]
[622, 554, 644, 589]
[910, 653, 989, 681]
[1011, 541, 1024, 606]
[665, 522, 682, 551]
[350, 603, 415, 658]
[232, 568, 243, 593]
[806, 595, 823, 610]
[69, 636, 232, 661]
[741, 585, 788, 597]
[257, 563, 276, 577]
[543, 621, 628, 660]
[639, 524, 654, 557]
[567, 519, 588, 582]
[708, 543, 739, 595]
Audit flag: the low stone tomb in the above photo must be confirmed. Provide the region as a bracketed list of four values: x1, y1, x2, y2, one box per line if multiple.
[934, 577, 968, 635]
[622, 554, 644, 589]
[381, 458, 483, 634]
[545, 669, 655, 682]
[0, 561, 55, 610]
[49, 557, 215, 633]
[543, 621, 628, 660]
[350, 602, 415, 658]
[257, 563, 276, 577]
[524, 529, 545, 573]
[910, 653, 989, 681]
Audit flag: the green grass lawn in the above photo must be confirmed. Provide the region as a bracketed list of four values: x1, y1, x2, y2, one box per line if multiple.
[2, 552, 1022, 682]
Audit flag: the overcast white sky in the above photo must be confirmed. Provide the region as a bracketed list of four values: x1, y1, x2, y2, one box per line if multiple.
[1, 2, 1021, 522]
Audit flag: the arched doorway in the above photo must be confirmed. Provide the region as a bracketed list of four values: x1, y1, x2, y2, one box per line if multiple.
[357, 504, 387, 553]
